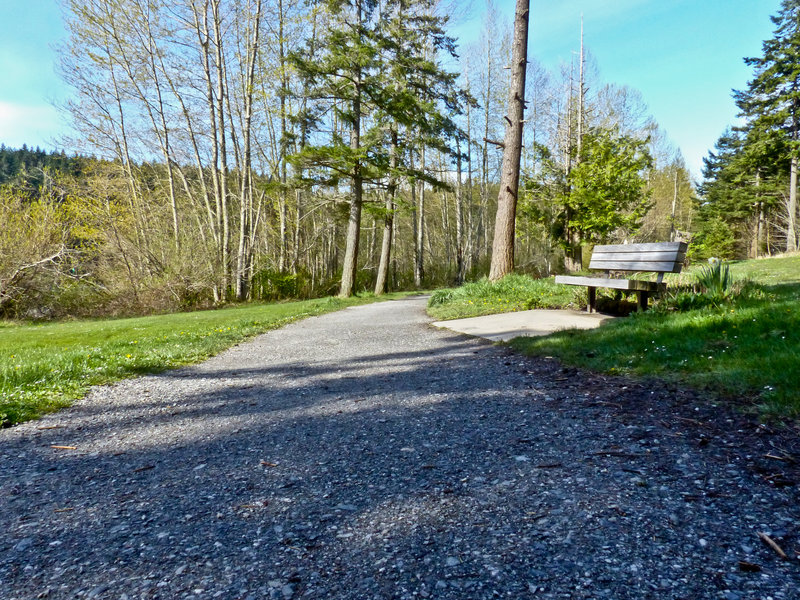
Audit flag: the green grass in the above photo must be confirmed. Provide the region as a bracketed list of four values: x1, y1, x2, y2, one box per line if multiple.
[726, 253, 800, 284]
[429, 255, 800, 418]
[0, 293, 411, 427]
[428, 273, 585, 320]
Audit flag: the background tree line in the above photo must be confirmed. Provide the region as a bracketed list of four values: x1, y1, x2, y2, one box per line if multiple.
[697, 0, 800, 260]
[1, 0, 695, 318]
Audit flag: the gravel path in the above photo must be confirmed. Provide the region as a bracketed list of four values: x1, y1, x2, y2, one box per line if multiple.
[1, 297, 798, 600]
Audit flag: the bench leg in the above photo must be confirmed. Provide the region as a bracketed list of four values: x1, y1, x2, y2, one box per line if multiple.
[637, 291, 649, 312]
[587, 287, 596, 313]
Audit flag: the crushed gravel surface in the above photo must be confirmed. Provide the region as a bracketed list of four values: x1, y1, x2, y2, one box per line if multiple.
[1, 296, 799, 600]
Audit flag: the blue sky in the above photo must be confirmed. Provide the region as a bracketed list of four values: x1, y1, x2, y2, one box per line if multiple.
[0, 0, 782, 179]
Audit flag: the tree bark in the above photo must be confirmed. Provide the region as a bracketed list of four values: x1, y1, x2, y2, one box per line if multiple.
[414, 144, 426, 287]
[235, 0, 262, 300]
[455, 136, 465, 284]
[488, 0, 529, 281]
[789, 154, 798, 252]
[339, 0, 364, 298]
[375, 128, 398, 295]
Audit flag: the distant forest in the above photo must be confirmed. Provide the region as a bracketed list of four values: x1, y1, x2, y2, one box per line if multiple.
[0, 145, 87, 193]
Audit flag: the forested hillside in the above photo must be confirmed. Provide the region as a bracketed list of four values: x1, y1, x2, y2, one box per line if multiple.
[0, 145, 86, 194]
[1, 0, 696, 319]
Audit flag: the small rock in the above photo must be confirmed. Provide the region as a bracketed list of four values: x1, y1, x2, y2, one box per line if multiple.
[87, 584, 110, 599]
[445, 557, 460, 567]
[13, 538, 34, 552]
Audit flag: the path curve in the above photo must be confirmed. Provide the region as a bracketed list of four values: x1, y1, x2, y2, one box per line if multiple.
[1, 297, 798, 599]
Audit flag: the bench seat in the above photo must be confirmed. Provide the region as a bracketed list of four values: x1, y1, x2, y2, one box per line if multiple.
[555, 242, 687, 312]
[554, 276, 665, 293]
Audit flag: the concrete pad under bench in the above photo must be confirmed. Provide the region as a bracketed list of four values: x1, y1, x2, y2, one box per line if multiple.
[432, 309, 615, 342]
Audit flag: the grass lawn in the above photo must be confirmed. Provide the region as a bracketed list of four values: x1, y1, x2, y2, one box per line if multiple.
[429, 255, 800, 419]
[427, 273, 585, 320]
[0, 293, 411, 427]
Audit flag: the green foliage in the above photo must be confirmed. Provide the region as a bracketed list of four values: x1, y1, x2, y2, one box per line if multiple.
[0, 188, 73, 317]
[689, 216, 737, 261]
[698, 1, 800, 258]
[0, 145, 87, 195]
[289, 0, 461, 190]
[0, 294, 409, 427]
[566, 127, 653, 244]
[427, 274, 584, 320]
[521, 128, 652, 261]
[251, 269, 313, 300]
[695, 258, 733, 300]
[696, 127, 786, 259]
[736, 0, 800, 149]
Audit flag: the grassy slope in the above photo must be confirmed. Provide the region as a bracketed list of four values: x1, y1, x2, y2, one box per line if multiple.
[427, 273, 585, 320]
[0, 294, 411, 427]
[430, 255, 800, 418]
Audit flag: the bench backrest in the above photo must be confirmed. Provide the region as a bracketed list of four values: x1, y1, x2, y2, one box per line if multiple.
[589, 242, 688, 274]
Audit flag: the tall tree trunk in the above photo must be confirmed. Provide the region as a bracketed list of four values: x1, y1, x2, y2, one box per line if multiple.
[756, 167, 765, 258]
[576, 16, 584, 158]
[488, 0, 529, 281]
[669, 168, 679, 242]
[235, 0, 261, 300]
[375, 128, 398, 295]
[455, 136, 465, 284]
[481, 53, 491, 263]
[414, 144, 426, 287]
[789, 154, 798, 252]
[339, 0, 364, 298]
[194, 1, 225, 299]
[275, 0, 290, 273]
[211, 0, 231, 296]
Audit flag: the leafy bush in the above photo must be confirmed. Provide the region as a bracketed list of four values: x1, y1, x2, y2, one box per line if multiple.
[696, 257, 733, 300]
[429, 288, 454, 306]
[689, 217, 736, 261]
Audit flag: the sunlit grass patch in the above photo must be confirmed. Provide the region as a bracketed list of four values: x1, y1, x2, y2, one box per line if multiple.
[0, 293, 410, 427]
[428, 274, 584, 320]
[510, 281, 800, 419]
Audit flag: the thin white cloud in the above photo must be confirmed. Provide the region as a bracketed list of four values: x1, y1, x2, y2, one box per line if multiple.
[0, 102, 65, 149]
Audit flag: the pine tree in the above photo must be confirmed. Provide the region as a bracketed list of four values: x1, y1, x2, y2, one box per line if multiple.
[291, 0, 461, 297]
[565, 127, 652, 245]
[698, 126, 787, 258]
[735, 0, 800, 251]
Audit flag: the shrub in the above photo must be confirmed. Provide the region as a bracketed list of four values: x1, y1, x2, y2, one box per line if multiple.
[696, 257, 733, 300]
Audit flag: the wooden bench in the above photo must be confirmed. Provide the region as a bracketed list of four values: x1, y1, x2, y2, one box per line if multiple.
[555, 242, 688, 312]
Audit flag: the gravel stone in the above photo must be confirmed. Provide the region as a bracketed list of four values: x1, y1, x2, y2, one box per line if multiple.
[1, 296, 799, 599]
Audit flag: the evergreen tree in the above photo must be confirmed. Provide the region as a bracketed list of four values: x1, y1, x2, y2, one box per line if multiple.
[522, 127, 651, 259]
[290, 0, 461, 297]
[734, 0, 800, 251]
[565, 127, 652, 245]
[698, 122, 788, 259]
